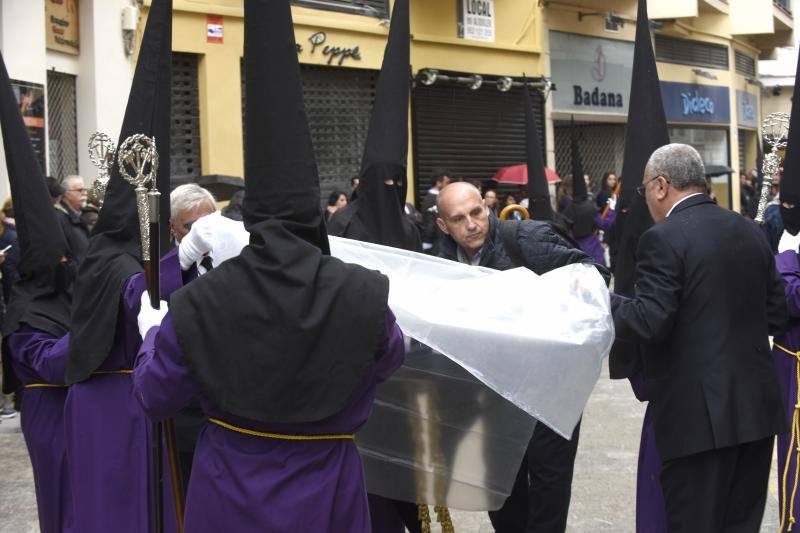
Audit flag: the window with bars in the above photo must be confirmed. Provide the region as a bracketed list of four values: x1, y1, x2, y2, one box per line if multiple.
[242, 62, 378, 205]
[655, 35, 729, 70]
[292, 0, 389, 18]
[171, 53, 202, 186]
[554, 123, 625, 192]
[46, 71, 78, 180]
[734, 50, 756, 77]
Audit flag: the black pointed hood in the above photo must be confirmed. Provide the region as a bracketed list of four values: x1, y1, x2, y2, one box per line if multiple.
[240, 0, 328, 252]
[612, 0, 669, 296]
[327, 0, 420, 251]
[170, 0, 390, 424]
[0, 52, 71, 392]
[570, 117, 588, 202]
[66, 0, 173, 384]
[525, 81, 553, 221]
[564, 116, 598, 237]
[781, 50, 800, 234]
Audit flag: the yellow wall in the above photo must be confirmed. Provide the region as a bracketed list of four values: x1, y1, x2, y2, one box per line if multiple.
[139, 0, 545, 202]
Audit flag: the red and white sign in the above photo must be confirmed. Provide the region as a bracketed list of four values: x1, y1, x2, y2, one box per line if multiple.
[207, 15, 223, 44]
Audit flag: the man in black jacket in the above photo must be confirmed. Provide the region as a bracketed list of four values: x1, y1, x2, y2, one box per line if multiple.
[436, 181, 609, 532]
[54, 174, 90, 265]
[612, 143, 788, 532]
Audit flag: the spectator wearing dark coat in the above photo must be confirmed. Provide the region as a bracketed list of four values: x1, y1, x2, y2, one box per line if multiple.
[54, 175, 90, 267]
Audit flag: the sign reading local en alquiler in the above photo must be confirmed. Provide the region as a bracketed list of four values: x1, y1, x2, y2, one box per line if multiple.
[458, 0, 495, 43]
[549, 32, 633, 116]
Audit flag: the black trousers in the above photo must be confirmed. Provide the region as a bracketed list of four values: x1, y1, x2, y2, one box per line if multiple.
[660, 436, 773, 533]
[488, 420, 582, 533]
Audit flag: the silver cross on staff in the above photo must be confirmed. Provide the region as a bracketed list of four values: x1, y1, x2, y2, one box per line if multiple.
[117, 133, 159, 261]
[87, 132, 116, 207]
[755, 112, 789, 225]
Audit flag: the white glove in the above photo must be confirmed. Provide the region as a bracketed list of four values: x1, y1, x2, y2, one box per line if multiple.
[178, 212, 219, 270]
[608, 196, 617, 211]
[138, 291, 169, 339]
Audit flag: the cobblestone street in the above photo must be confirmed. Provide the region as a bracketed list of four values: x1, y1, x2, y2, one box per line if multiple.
[0, 363, 780, 532]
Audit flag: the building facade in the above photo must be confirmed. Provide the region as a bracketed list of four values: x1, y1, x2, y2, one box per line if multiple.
[0, 0, 135, 203]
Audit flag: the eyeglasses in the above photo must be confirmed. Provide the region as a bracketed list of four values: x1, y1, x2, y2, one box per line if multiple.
[66, 188, 88, 194]
[636, 175, 669, 196]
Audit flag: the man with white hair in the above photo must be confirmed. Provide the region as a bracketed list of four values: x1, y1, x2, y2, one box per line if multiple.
[55, 174, 90, 265]
[169, 183, 217, 243]
[612, 143, 788, 532]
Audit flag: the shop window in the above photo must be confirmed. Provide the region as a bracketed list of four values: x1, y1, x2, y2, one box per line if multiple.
[292, 0, 389, 18]
[655, 35, 729, 70]
[669, 126, 731, 209]
[47, 71, 78, 180]
[735, 51, 756, 78]
[554, 123, 625, 192]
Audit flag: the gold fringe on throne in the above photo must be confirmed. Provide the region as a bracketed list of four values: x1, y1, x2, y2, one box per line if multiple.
[418, 505, 455, 533]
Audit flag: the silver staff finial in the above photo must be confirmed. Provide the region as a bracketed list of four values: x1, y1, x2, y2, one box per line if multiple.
[755, 112, 790, 224]
[88, 132, 116, 207]
[117, 134, 159, 260]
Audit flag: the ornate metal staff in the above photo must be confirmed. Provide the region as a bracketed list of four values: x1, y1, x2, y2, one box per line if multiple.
[755, 112, 790, 224]
[87, 132, 116, 207]
[118, 135, 185, 533]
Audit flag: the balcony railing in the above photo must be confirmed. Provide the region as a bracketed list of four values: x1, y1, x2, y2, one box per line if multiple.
[292, 0, 389, 18]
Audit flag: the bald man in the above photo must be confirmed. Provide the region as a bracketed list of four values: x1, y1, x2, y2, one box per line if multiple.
[436, 181, 609, 532]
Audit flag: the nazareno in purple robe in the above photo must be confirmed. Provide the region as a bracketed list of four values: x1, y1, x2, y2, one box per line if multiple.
[63, 247, 183, 533]
[629, 373, 667, 533]
[133, 309, 405, 533]
[5, 328, 73, 533]
[575, 210, 616, 267]
[772, 249, 800, 531]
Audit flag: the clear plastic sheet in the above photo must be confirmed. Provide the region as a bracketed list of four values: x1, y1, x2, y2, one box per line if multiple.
[356, 340, 537, 510]
[328, 236, 614, 438]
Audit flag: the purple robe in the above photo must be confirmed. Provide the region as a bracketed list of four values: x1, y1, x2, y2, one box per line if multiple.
[630, 373, 667, 533]
[63, 248, 183, 533]
[772, 250, 800, 530]
[133, 309, 405, 533]
[576, 210, 616, 267]
[6, 328, 73, 533]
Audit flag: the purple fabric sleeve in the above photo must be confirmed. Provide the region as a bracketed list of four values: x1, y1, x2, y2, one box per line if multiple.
[596, 209, 616, 232]
[6, 329, 70, 385]
[374, 309, 405, 383]
[776, 250, 800, 318]
[133, 311, 200, 421]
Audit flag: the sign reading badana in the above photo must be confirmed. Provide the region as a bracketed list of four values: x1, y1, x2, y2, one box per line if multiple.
[549, 32, 633, 116]
[458, 0, 495, 43]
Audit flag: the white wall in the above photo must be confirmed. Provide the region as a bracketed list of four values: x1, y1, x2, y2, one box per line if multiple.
[0, 0, 133, 207]
[76, 0, 133, 183]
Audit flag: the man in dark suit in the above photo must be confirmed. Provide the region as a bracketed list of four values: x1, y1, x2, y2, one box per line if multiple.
[612, 143, 788, 532]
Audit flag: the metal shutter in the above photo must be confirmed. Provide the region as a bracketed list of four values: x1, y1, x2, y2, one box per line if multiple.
[292, 0, 388, 18]
[412, 80, 546, 204]
[654, 35, 729, 70]
[242, 63, 378, 205]
[46, 71, 78, 180]
[171, 53, 201, 186]
[554, 122, 625, 191]
[738, 129, 746, 172]
[734, 51, 756, 77]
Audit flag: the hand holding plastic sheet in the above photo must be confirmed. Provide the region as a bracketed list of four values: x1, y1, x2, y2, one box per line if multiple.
[329, 236, 614, 438]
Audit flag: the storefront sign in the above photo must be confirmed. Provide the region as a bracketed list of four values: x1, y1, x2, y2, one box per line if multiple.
[736, 90, 758, 129]
[660, 82, 730, 124]
[46, 0, 79, 55]
[11, 80, 46, 172]
[207, 15, 223, 44]
[458, 0, 495, 43]
[549, 32, 633, 116]
[297, 32, 361, 66]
